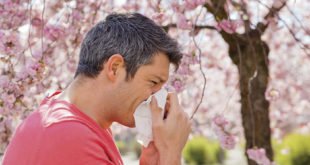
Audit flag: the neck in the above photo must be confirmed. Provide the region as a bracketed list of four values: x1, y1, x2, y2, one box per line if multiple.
[58, 76, 113, 129]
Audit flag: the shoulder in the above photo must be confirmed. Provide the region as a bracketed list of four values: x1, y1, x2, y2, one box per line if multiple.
[43, 120, 102, 146]
[39, 121, 113, 164]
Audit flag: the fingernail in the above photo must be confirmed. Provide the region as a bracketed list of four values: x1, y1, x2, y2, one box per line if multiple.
[151, 96, 157, 103]
[151, 96, 155, 101]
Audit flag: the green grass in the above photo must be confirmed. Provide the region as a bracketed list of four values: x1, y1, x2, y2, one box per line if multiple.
[274, 133, 310, 165]
[183, 136, 225, 165]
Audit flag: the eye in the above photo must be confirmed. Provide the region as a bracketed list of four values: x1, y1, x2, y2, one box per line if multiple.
[150, 80, 158, 85]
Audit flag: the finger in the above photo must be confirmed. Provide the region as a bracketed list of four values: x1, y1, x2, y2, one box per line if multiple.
[165, 93, 171, 109]
[150, 96, 163, 124]
[189, 120, 193, 131]
[184, 111, 190, 120]
[166, 92, 172, 101]
[167, 93, 180, 113]
[163, 98, 170, 119]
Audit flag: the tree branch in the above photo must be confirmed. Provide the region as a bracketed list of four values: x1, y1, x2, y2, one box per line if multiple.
[285, 4, 310, 35]
[256, 0, 309, 56]
[162, 24, 217, 32]
[263, 1, 286, 20]
[190, 8, 207, 119]
[233, 0, 251, 32]
[204, 0, 229, 21]
[255, 0, 286, 33]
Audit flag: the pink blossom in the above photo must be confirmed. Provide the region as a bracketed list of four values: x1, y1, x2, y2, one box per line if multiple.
[0, 31, 4, 39]
[6, 94, 15, 104]
[26, 61, 40, 77]
[196, 0, 207, 5]
[212, 114, 236, 150]
[0, 0, 27, 29]
[26, 67, 37, 77]
[272, 0, 285, 8]
[219, 134, 236, 150]
[171, 1, 184, 13]
[35, 83, 45, 93]
[265, 88, 280, 101]
[43, 25, 65, 41]
[216, 19, 241, 34]
[72, 10, 82, 21]
[0, 75, 10, 88]
[172, 79, 183, 92]
[31, 17, 43, 27]
[213, 115, 229, 127]
[5, 118, 13, 132]
[16, 71, 28, 80]
[32, 50, 43, 60]
[212, 123, 225, 137]
[247, 148, 274, 165]
[151, 13, 165, 25]
[0, 121, 5, 133]
[182, 53, 199, 65]
[1, 93, 16, 109]
[122, 3, 140, 11]
[184, 0, 206, 10]
[184, 0, 197, 10]
[177, 65, 191, 75]
[0, 32, 22, 56]
[67, 58, 77, 72]
[177, 54, 195, 75]
[176, 13, 192, 30]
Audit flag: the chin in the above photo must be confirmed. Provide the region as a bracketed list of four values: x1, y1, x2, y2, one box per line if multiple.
[118, 120, 135, 128]
[126, 124, 135, 128]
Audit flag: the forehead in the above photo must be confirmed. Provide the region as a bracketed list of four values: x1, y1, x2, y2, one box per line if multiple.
[136, 53, 170, 80]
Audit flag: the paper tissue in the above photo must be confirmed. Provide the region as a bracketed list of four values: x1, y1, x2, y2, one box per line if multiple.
[133, 88, 168, 147]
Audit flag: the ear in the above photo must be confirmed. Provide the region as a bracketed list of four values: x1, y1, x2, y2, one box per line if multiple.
[104, 54, 125, 81]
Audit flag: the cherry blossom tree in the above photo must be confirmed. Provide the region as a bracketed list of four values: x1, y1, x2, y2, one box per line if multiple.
[0, 0, 309, 164]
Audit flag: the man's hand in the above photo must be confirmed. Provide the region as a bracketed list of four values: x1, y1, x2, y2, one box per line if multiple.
[149, 93, 191, 165]
[140, 142, 159, 165]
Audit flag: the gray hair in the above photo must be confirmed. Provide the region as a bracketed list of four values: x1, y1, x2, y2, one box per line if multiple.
[75, 13, 183, 79]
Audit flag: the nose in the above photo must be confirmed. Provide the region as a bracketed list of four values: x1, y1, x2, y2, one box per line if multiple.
[151, 87, 162, 95]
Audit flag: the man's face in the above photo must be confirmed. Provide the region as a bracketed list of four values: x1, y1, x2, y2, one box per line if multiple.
[113, 52, 170, 127]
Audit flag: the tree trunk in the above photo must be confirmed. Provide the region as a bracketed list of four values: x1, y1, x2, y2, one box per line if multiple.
[226, 30, 273, 165]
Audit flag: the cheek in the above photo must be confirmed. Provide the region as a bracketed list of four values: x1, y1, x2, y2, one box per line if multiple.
[131, 90, 151, 110]
[137, 84, 153, 97]
[144, 88, 153, 100]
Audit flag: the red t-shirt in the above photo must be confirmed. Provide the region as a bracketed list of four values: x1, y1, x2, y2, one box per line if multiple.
[2, 91, 123, 165]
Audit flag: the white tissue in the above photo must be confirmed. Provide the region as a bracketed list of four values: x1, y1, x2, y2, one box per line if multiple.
[134, 88, 168, 147]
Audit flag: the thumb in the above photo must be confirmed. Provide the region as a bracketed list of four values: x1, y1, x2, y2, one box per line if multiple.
[150, 96, 163, 125]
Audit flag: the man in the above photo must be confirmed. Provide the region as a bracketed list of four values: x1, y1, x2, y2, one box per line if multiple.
[2, 13, 191, 165]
